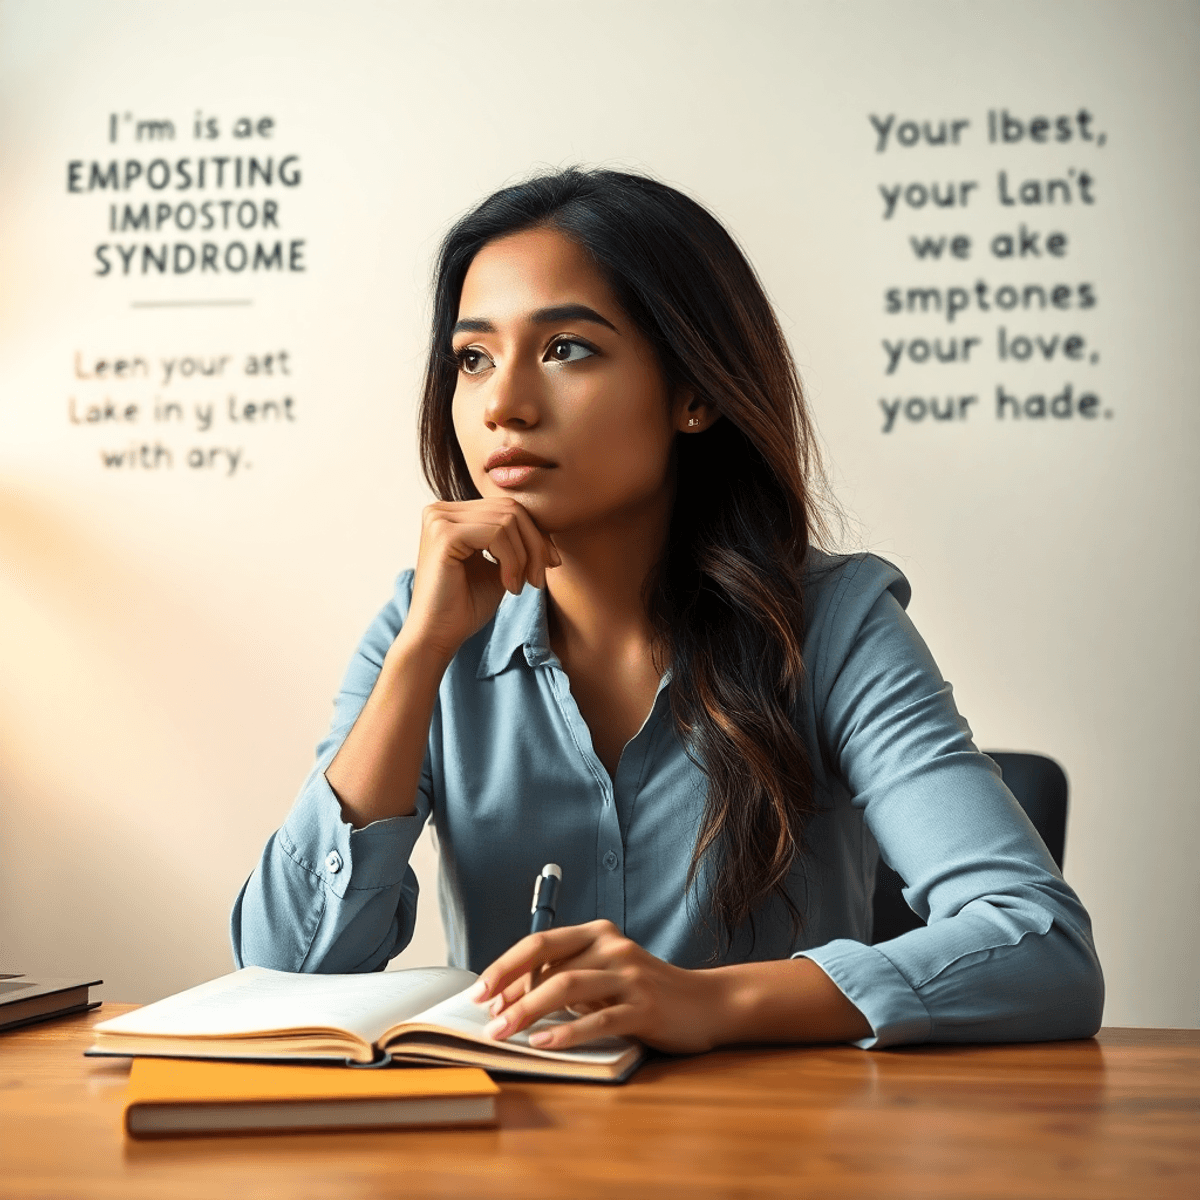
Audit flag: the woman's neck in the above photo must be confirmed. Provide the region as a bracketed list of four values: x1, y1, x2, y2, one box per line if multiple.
[542, 494, 673, 775]
[544, 494, 671, 667]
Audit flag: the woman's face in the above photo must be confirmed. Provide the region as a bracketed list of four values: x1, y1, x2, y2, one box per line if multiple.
[451, 225, 693, 536]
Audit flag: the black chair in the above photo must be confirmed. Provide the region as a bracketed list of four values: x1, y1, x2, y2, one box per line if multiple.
[870, 752, 1068, 944]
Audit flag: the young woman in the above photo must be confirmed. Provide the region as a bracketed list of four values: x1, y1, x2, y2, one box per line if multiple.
[232, 168, 1103, 1051]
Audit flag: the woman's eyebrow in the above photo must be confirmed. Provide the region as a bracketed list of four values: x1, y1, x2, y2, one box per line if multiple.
[529, 304, 619, 333]
[451, 317, 495, 335]
[451, 304, 620, 337]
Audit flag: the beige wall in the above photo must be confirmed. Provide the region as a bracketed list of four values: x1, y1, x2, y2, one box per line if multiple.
[1, 0, 1196, 1026]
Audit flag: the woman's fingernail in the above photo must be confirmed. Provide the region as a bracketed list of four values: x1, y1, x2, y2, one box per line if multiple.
[483, 1016, 509, 1040]
[489, 996, 505, 1016]
[528, 1031, 553, 1048]
[467, 980, 488, 1003]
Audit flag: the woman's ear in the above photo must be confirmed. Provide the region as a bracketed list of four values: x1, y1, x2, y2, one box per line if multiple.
[673, 390, 719, 433]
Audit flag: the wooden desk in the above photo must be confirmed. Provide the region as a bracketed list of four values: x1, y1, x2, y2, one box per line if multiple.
[2, 1006, 1197, 1199]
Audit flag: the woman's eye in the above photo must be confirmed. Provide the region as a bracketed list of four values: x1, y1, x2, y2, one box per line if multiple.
[456, 347, 493, 376]
[545, 338, 595, 364]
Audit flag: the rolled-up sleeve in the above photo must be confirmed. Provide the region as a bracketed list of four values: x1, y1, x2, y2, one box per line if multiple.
[231, 571, 433, 973]
[798, 569, 1104, 1047]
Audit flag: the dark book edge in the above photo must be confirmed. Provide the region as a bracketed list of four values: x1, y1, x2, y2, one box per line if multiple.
[0, 977, 103, 1005]
[0, 999, 102, 1033]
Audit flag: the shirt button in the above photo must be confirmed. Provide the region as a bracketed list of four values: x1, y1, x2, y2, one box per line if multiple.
[325, 850, 343, 874]
[602, 850, 619, 871]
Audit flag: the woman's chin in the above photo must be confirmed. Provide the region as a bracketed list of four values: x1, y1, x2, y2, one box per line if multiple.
[474, 482, 561, 527]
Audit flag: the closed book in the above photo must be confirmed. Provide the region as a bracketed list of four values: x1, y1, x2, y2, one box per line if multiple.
[0, 976, 102, 1032]
[123, 1057, 499, 1137]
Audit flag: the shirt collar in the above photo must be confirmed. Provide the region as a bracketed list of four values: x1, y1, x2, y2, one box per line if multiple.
[476, 583, 556, 679]
[474, 583, 674, 690]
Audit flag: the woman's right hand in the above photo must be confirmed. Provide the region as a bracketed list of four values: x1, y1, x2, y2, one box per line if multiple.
[326, 497, 558, 826]
[402, 498, 561, 664]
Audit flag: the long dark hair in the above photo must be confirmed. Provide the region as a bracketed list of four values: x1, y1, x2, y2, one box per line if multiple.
[419, 167, 828, 949]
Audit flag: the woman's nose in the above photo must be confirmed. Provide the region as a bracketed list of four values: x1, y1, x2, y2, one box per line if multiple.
[483, 362, 541, 430]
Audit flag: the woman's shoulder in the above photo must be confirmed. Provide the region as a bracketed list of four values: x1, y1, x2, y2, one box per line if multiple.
[800, 547, 913, 686]
[374, 568, 419, 634]
[336, 570, 418, 687]
[803, 546, 910, 615]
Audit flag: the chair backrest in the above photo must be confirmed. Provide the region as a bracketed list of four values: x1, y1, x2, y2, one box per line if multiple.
[870, 751, 1069, 945]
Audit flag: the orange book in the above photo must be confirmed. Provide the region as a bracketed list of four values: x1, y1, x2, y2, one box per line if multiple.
[123, 1057, 499, 1137]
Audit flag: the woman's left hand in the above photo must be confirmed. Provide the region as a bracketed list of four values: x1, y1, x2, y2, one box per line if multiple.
[468, 920, 728, 1054]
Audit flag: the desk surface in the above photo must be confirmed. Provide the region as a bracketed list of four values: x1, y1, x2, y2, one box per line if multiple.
[2, 1005, 1197, 1200]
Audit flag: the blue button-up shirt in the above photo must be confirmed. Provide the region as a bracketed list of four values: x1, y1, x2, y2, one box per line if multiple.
[231, 551, 1103, 1047]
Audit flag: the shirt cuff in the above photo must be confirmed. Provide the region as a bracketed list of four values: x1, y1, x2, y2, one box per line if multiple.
[279, 764, 427, 899]
[795, 939, 932, 1049]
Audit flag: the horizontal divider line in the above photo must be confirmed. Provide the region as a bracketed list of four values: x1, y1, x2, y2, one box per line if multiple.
[130, 299, 253, 309]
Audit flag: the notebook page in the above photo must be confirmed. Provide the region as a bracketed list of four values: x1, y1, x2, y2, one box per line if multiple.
[96, 966, 477, 1045]
[409, 987, 634, 1065]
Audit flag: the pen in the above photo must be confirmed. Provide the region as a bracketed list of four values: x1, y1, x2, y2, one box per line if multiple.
[529, 864, 562, 934]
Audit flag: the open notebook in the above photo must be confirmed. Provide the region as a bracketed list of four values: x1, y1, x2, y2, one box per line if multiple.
[88, 966, 644, 1082]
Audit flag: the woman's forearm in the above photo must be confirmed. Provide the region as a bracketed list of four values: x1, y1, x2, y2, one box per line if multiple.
[706, 957, 872, 1046]
[475, 922, 873, 1052]
[324, 629, 451, 828]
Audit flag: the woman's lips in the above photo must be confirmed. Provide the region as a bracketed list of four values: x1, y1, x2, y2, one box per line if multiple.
[488, 464, 544, 487]
[485, 446, 555, 488]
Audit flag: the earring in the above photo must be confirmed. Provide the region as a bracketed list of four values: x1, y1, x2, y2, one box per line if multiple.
[687, 418, 700, 427]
